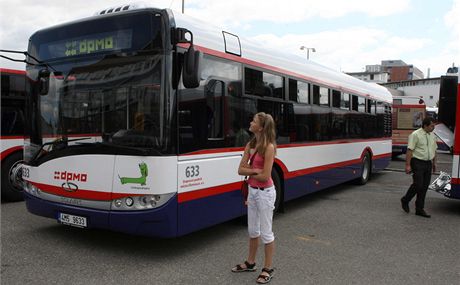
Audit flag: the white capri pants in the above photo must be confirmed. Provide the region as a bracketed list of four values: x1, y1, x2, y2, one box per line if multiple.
[247, 185, 276, 244]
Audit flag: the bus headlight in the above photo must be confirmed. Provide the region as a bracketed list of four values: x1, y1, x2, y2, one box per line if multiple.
[23, 181, 41, 197]
[111, 193, 174, 211]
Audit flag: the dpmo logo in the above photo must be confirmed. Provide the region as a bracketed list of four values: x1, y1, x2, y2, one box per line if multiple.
[54, 171, 88, 182]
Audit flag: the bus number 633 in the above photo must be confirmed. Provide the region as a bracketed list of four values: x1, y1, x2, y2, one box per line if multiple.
[185, 165, 199, 178]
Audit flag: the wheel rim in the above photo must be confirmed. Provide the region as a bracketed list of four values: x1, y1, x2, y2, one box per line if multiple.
[362, 156, 370, 181]
[8, 160, 24, 192]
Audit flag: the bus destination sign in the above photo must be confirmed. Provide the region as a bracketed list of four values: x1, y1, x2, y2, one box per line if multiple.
[40, 29, 133, 59]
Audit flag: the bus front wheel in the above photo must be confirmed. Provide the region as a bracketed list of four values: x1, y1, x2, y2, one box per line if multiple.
[1, 152, 24, 202]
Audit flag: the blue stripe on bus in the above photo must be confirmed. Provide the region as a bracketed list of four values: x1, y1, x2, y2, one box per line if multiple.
[177, 189, 244, 236]
[448, 184, 460, 199]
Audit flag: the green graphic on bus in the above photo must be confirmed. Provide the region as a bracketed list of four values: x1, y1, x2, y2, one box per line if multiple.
[118, 162, 148, 186]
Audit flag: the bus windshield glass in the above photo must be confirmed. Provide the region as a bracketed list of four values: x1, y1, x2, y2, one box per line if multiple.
[27, 12, 166, 155]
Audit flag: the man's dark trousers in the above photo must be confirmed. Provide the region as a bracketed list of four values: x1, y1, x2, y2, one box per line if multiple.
[402, 158, 432, 211]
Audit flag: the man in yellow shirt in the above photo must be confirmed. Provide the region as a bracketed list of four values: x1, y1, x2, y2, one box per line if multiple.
[401, 117, 437, 218]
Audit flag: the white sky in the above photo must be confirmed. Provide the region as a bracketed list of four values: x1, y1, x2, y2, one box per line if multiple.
[1, 0, 459, 77]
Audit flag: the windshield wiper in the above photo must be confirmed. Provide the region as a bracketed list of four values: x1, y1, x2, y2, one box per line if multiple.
[0, 49, 58, 72]
[32, 137, 92, 161]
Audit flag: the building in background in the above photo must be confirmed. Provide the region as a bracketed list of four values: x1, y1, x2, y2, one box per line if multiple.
[346, 65, 389, 83]
[380, 78, 440, 108]
[346, 60, 424, 83]
[381, 60, 424, 82]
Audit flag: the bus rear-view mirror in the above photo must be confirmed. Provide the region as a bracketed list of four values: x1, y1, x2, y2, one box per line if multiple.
[182, 45, 202, 89]
[38, 69, 50, 95]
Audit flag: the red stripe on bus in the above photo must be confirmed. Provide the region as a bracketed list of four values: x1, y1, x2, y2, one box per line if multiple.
[178, 181, 241, 203]
[373, 153, 391, 159]
[0, 68, 26, 75]
[0, 136, 24, 140]
[284, 151, 389, 179]
[0, 146, 23, 161]
[179, 151, 391, 203]
[451, 178, 460, 185]
[181, 138, 392, 156]
[284, 158, 361, 179]
[177, 43, 389, 103]
[27, 181, 141, 201]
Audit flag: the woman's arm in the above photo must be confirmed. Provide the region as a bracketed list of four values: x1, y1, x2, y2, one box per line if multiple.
[251, 144, 275, 182]
[238, 144, 258, 176]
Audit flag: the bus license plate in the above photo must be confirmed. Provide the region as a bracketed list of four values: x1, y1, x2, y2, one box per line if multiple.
[58, 213, 87, 228]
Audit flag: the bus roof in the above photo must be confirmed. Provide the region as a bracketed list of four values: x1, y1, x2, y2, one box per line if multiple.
[29, 5, 392, 104]
[172, 10, 392, 104]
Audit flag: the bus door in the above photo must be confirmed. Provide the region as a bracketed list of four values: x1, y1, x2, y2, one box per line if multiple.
[177, 79, 244, 236]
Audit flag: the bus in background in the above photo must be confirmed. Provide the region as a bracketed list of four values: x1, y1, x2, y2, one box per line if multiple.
[21, 4, 392, 238]
[391, 96, 426, 157]
[1, 68, 26, 201]
[426, 106, 438, 121]
[440, 71, 460, 199]
[392, 96, 450, 157]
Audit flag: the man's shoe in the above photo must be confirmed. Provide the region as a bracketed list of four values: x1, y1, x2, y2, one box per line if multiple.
[415, 210, 431, 218]
[401, 198, 410, 213]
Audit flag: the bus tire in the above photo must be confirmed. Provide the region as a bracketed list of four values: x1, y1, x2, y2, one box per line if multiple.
[355, 152, 371, 185]
[271, 168, 283, 213]
[1, 152, 24, 202]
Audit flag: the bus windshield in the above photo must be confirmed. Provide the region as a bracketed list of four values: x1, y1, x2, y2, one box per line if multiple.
[26, 11, 166, 158]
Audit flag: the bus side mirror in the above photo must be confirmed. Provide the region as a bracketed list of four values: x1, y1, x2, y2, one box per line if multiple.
[38, 69, 50, 95]
[182, 45, 202, 89]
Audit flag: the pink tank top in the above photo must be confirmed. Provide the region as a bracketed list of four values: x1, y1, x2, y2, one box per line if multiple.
[248, 152, 274, 188]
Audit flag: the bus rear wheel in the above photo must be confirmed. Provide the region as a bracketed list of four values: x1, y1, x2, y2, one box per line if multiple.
[271, 169, 283, 213]
[1, 152, 24, 202]
[355, 152, 371, 185]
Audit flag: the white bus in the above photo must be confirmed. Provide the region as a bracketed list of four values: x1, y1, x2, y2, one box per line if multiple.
[1, 68, 26, 201]
[21, 3, 392, 237]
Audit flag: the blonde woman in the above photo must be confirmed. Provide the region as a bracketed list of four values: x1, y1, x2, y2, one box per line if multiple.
[232, 112, 277, 284]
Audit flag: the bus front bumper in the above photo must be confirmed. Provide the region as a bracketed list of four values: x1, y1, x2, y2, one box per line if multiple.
[23, 192, 178, 238]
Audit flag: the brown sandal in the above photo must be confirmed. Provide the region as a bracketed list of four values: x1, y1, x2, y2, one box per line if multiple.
[256, 268, 274, 284]
[231, 261, 257, 272]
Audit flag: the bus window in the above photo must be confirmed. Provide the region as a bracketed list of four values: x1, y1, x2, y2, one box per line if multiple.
[312, 85, 329, 107]
[341, 93, 350, 110]
[331, 90, 341, 108]
[351, 95, 358, 111]
[1, 106, 25, 136]
[290, 79, 309, 104]
[289, 79, 297, 101]
[298, 81, 309, 104]
[313, 85, 320, 104]
[319, 87, 329, 107]
[244, 67, 284, 99]
[367, 99, 376, 114]
[358, 97, 366, 112]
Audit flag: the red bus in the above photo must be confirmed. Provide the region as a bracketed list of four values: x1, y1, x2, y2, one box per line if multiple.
[391, 96, 426, 157]
[442, 73, 460, 199]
